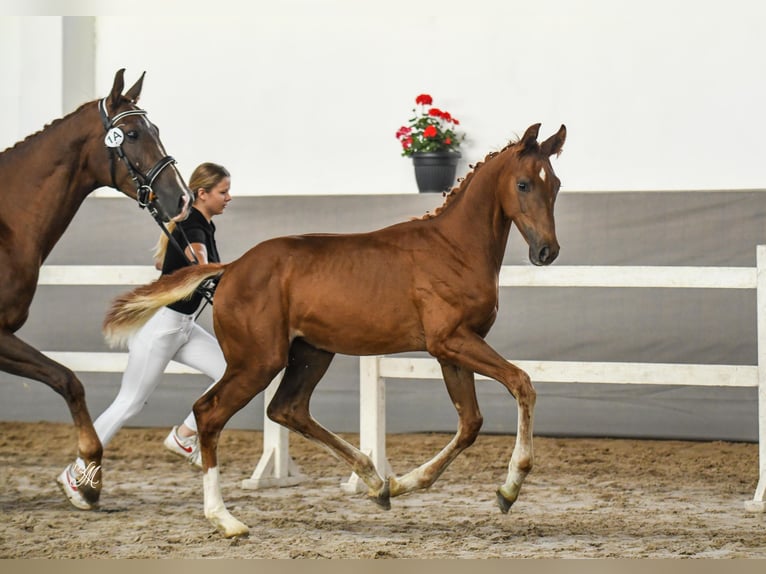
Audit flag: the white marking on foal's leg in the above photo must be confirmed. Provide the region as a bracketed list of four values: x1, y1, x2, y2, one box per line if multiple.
[203, 467, 249, 538]
[499, 441, 532, 504]
[389, 435, 461, 496]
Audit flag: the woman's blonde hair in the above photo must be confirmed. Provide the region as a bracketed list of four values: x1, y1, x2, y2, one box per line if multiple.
[153, 162, 231, 264]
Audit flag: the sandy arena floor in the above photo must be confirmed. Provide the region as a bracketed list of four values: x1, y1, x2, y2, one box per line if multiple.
[0, 421, 764, 558]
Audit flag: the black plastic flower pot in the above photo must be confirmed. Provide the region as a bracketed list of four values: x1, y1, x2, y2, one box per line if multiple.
[411, 151, 461, 193]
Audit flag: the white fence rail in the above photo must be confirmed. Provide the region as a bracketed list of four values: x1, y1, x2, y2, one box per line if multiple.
[37, 252, 766, 511]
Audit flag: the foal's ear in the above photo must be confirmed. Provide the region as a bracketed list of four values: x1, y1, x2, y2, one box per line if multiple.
[124, 71, 146, 104]
[541, 124, 567, 157]
[108, 68, 126, 109]
[520, 123, 542, 153]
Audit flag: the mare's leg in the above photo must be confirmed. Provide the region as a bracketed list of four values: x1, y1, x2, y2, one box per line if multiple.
[426, 328, 536, 513]
[194, 360, 285, 538]
[388, 363, 483, 497]
[0, 331, 102, 504]
[267, 338, 389, 506]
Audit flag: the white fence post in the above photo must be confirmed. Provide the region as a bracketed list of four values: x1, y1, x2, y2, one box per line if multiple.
[745, 246, 766, 511]
[241, 372, 306, 489]
[341, 356, 393, 493]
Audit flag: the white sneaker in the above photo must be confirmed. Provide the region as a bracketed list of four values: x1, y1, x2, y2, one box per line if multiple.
[56, 463, 97, 510]
[163, 426, 202, 468]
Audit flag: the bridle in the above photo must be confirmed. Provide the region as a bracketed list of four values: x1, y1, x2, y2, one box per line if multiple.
[98, 97, 216, 307]
[98, 97, 179, 219]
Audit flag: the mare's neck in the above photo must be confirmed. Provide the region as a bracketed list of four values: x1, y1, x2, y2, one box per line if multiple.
[1, 102, 103, 260]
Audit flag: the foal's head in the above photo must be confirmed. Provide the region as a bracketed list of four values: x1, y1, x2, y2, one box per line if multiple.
[496, 123, 566, 266]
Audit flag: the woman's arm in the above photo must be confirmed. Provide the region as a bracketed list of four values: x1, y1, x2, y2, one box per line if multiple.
[186, 242, 209, 265]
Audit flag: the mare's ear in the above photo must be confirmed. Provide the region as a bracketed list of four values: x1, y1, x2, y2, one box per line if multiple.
[520, 123, 542, 153]
[541, 124, 567, 157]
[125, 71, 146, 104]
[108, 69, 126, 110]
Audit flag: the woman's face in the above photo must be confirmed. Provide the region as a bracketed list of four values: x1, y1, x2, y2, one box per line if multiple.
[197, 176, 231, 218]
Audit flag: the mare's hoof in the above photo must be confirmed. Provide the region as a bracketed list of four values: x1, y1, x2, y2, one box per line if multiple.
[80, 483, 102, 506]
[368, 478, 391, 510]
[496, 489, 514, 514]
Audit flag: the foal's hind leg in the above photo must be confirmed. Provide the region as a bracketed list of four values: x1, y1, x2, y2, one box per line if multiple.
[267, 339, 389, 507]
[0, 331, 103, 505]
[194, 362, 284, 538]
[388, 363, 483, 497]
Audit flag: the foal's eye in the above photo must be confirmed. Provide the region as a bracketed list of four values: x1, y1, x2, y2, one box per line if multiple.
[517, 181, 530, 193]
[126, 130, 139, 140]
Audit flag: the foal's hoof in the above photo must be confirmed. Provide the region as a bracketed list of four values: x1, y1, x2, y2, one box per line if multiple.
[496, 489, 514, 514]
[368, 478, 391, 510]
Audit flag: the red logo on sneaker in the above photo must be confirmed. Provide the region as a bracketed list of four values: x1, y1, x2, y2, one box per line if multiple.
[173, 434, 193, 453]
[66, 469, 79, 492]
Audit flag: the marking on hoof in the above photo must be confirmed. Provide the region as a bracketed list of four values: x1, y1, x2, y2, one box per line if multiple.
[496, 489, 514, 514]
[369, 478, 391, 510]
[221, 524, 250, 539]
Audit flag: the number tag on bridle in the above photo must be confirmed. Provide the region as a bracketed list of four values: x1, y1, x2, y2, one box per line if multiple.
[104, 127, 125, 148]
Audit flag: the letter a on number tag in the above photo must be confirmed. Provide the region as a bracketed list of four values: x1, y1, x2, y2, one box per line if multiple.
[105, 127, 125, 148]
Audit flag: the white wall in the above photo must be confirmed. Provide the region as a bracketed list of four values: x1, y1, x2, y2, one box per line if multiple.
[2, 1, 765, 194]
[0, 17, 62, 148]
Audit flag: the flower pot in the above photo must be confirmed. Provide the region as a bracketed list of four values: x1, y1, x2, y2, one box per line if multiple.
[411, 151, 461, 194]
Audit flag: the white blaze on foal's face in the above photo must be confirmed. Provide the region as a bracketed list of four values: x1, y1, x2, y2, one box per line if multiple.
[539, 167, 547, 182]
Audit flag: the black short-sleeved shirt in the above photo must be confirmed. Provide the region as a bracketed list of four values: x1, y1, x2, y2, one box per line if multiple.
[162, 207, 220, 315]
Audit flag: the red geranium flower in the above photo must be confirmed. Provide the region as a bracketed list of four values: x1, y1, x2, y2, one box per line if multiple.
[395, 126, 412, 139]
[415, 94, 433, 106]
[395, 94, 465, 157]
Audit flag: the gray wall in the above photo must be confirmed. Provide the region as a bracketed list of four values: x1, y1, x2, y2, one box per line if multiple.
[1, 190, 764, 441]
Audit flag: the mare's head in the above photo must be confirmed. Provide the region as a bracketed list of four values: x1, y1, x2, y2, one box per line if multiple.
[496, 123, 566, 266]
[96, 69, 192, 222]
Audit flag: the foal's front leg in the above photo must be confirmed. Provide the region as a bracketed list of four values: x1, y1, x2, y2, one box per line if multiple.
[267, 339, 391, 507]
[420, 330, 537, 512]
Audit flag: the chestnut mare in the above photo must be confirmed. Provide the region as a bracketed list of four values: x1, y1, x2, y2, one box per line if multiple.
[0, 69, 192, 508]
[104, 123, 566, 537]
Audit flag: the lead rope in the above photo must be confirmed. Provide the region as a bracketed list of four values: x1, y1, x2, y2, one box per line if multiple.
[149, 207, 217, 317]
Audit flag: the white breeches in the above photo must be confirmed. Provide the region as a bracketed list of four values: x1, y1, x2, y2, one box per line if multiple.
[93, 307, 227, 447]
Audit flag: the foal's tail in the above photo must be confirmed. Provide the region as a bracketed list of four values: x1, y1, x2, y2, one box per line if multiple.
[103, 263, 227, 348]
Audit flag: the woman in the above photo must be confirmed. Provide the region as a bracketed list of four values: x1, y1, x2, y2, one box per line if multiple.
[57, 162, 232, 510]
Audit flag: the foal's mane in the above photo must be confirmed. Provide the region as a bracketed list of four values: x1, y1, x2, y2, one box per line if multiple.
[419, 139, 519, 220]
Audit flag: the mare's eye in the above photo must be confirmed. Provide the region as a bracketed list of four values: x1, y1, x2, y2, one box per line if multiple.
[517, 181, 530, 193]
[126, 130, 139, 140]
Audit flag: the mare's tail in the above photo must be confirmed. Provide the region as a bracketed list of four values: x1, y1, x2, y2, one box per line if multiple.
[103, 263, 227, 348]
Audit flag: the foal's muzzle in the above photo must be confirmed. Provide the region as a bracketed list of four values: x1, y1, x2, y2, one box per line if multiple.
[529, 241, 559, 266]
